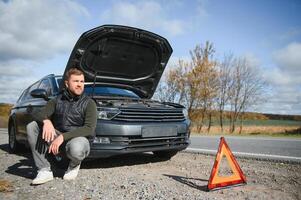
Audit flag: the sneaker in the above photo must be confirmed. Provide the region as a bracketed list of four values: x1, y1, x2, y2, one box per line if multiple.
[32, 170, 54, 185]
[63, 164, 80, 180]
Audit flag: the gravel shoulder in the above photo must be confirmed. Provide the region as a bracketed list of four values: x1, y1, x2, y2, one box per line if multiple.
[0, 132, 300, 200]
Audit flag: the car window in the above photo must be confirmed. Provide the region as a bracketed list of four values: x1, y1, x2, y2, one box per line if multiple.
[39, 79, 52, 96]
[16, 89, 27, 103]
[84, 86, 140, 98]
[22, 81, 40, 101]
[56, 77, 62, 88]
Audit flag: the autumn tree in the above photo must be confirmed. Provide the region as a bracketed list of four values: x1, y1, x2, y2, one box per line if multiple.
[153, 59, 188, 103]
[154, 41, 218, 133]
[185, 41, 218, 132]
[155, 42, 267, 134]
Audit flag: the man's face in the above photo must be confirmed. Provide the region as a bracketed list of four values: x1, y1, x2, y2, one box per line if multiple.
[65, 74, 85, 96]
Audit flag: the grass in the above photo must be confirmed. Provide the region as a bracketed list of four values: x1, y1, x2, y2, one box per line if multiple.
[0, 179, 13, 193]
[191, 119, 301, 138]
[191, 125, 301, 138]
[0, 116, 9, 128]
[192, 119, 301, 127]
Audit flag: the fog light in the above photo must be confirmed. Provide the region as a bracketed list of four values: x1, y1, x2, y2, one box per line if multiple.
[93, 137, 111, 144]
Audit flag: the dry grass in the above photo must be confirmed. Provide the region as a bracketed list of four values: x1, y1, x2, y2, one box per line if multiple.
[191, 125, 301, 137]
[0, 179, 13, 193]
[0, 116, 8, 128]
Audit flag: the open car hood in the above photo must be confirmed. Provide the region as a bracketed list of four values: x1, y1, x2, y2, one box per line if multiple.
[63, 25, 173, 98]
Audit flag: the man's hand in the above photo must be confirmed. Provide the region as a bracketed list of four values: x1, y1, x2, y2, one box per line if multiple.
[48, 134, 64, 155]
[42, 119, 55, 143]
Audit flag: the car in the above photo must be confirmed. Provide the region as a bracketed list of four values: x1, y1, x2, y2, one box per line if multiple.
[8, 25, 190, 160]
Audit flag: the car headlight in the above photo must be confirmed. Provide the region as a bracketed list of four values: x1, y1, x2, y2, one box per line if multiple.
[98, 107, 120, 120]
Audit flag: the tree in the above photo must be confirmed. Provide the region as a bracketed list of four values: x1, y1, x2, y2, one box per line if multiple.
[216, 54, 234, 133]
[228, 57, 266, 133]
[187, 41, 218, 132]
[153, 59, 188, 104]
[155, 41, 218, 133]
[155, 42, 267, 134]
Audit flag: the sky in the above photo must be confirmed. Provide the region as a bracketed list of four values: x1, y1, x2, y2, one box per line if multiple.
[0, 0, 300, 115]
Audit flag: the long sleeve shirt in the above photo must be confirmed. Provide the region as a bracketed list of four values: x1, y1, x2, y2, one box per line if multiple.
[34, 97, 97, 141]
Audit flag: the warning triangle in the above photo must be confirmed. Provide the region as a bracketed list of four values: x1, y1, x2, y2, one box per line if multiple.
[207, 137, 247, 190]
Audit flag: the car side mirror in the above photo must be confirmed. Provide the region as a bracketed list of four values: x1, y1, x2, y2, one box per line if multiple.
[30, 89, 49, 100]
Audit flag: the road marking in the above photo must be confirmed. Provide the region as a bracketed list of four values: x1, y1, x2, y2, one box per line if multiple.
[186, 147, 301, 161]
[190, 135, 301, 142]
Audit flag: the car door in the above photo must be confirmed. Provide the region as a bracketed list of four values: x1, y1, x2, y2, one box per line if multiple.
[14, 81, 40, 139]
[29, 78, 54, 123]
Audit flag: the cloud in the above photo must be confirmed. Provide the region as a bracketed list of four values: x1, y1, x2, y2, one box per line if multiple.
[259, 86, 301, 115]
[0, 60, 38, 103]
[257, 42, 301, 114]
[100, 1, 186, 36]
[268, 42, 301, 86]
[0, 0, 89, 103]
[0, 0, 88, 62]
[244, 53, 260, 68]
[273, 42, 301, 73]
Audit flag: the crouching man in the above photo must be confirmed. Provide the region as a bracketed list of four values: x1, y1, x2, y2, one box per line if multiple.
[27, 68, 97, 185]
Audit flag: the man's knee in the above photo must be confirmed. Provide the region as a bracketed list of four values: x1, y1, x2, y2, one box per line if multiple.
[66, 137, 90, 161]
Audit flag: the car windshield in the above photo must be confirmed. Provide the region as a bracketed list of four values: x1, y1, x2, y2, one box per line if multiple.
[84, 86, 140, 98]
[56, 77, 139, 98]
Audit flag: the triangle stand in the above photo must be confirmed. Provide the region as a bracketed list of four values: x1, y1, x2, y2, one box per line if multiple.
[207, 137, 247, 191]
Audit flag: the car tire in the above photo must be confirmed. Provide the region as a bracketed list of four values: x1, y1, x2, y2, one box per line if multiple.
[8, 123, 23, 153]
[153, 150, 178, 160]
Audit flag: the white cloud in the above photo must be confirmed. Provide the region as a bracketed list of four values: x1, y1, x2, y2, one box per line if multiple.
[259, 86, 301, 115]
[0, 0, 88, 61]
[273, 42, 301, 73]
[0, 60, 38, 103]
[0, 0, 89, 103]
[267, 42, 301, 86]
[100, 1, 186, 36]
[257, 42, 301, 114]
[244, 53, 260, 68]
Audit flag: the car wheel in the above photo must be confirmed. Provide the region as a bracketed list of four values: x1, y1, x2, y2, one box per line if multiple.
[8, 123, 22, 153]
[153, 150, 178, 160]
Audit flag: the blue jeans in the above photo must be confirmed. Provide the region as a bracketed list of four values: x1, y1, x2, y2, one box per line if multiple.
[26, 121, 90, 171]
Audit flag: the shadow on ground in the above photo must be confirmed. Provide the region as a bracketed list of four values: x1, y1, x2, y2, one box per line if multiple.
[163, 174, 209, 192]
[0, 143, 66, 179]
[1, 143, 172, 178]
[82, 153, 171, 169]
[0, 143, 35, 179]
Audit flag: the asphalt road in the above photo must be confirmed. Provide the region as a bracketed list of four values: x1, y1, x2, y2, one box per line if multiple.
[187, 135, 301, 163]
[1, 128, 301, 163]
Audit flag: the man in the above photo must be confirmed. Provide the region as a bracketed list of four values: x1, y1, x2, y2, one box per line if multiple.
[26, 68, 97, 185]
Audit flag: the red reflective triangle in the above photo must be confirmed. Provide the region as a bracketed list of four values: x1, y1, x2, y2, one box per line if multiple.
[207, 137, 247, 190]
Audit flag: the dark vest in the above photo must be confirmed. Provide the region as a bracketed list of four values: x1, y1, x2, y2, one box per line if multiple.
[52, 90, 90, 133]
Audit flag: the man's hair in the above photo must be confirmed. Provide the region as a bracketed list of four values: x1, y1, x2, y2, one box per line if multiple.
[65, 68, 84, 81]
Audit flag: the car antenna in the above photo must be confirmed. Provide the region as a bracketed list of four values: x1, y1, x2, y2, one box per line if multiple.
[92, 70, 98, 98]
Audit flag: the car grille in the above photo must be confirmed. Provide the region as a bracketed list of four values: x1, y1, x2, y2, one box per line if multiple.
[112, 108, 185, 122]
[109, 134, 189, 150]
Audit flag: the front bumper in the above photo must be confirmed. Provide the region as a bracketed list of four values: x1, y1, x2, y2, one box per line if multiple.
[88, 119, 191, 158]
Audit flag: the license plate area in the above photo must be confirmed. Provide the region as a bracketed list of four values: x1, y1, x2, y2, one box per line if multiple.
[142, 126, 177, 138]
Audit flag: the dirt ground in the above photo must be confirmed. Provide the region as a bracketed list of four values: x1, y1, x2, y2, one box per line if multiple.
[0, 132, 300, 199]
